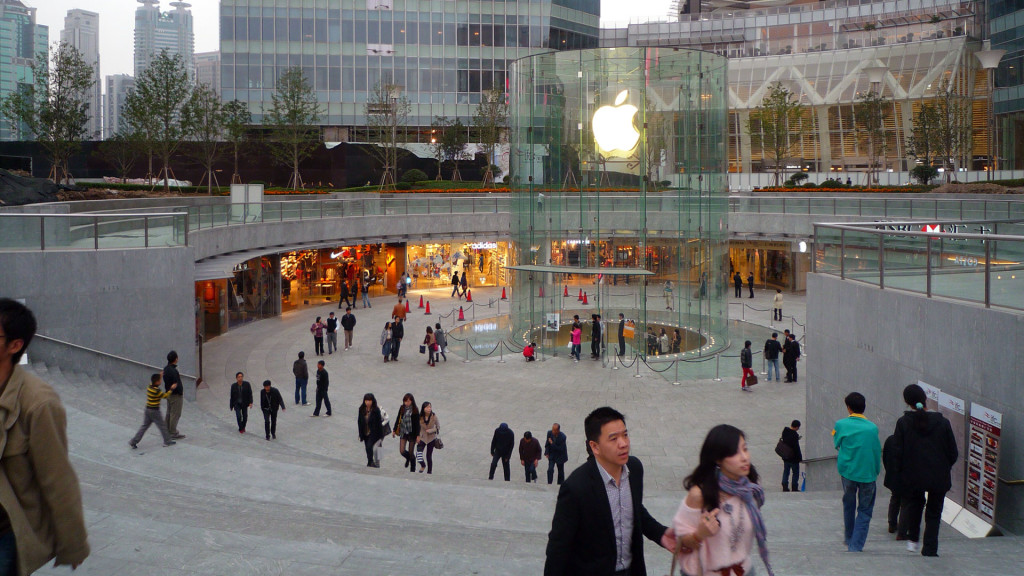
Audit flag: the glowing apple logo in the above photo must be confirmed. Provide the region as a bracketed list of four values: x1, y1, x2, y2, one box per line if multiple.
[592, 90, 639, 154]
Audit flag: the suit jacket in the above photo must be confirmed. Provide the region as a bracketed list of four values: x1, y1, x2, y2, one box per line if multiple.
[229, 381, 253, 410]
[544, 456, 667, 576]
[260, 387, 285, 413]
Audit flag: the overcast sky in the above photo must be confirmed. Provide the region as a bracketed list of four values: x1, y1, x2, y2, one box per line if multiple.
[33, 0, 674, 83]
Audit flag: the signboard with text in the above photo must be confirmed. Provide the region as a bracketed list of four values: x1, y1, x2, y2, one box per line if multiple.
[952, 403, 1003, 537]
[938, 391, 967, 523]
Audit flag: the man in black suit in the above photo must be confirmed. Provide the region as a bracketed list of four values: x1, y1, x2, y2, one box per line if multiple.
[544, 407, 674, 576]
[229, 371, 253, 434]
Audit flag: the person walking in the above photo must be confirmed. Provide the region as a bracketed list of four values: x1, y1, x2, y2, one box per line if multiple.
[747, 271, 755, 298]
[570, 323, 582, 362]
[544, 407, 674, 576]
[350, 279, 360, 311]
[764, 333, 782, 382]
[451, 270, 460, 298]
[130, 372, 177, 448]
[779, 419, 803, 492]
[380, 322, 393, 363]
[292, 351, 309, 405]
[664, 280, 674, 310]
[672, 329, 682, 354]
[544, 423, 568, 485]
[882, 433, 904, 538]
[589, 314, 602, 360]
[361, 276, 372, 308]
[390, 317, 405, 361]
[434, 323, 448, 362]
[311, 360, 332, 417]
[260, 380, 286, 440]
[733, 271, 743, 297]
[460, 270, 468, 297]
[393, 393, 420, 472]
[229, 372, 254, 434]
[310, 316, 326, 356]
[357, 393, 384, 467]
[893, 384, 958, 556]
[392, 297, 407, 322]
[659, 329, 670, 356]
[0, 299, 91, 575]
[772, 289, 783, 322]
[325, 312, 339, 354]
[489, 422, 515, 481]
[416, 401, 440, 474]
[337, 279, 351, 309]
[740, 340, 755, 392]
[833, 392, 882, 552]
[520, 431, 542, 483]
[672, 424, 776, 576]
[423, 326, 437, 367]
[341, 307, 356, 350]
[782, 333, 801, 382]
[163, 350, 186, 440]
[617, 313, 626, 357]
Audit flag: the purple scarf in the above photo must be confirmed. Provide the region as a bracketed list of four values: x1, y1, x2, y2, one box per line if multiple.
[718, 471, 774, 576]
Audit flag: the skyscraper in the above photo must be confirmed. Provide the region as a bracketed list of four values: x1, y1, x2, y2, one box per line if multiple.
[0, 0, 48, 141]
[104, 74, 135, 139]
[194, 51, 220, 93]
[134, 0, 194, 79]
[61, 9, 101, 140]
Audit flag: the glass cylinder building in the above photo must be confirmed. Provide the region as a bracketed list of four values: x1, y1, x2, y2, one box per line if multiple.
[507, 47, 730, 359]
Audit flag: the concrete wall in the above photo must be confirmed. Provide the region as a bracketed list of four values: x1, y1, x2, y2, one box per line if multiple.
[805, 273, 1024, 534]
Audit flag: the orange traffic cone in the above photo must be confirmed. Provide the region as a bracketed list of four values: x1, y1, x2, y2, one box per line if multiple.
[418, 295, 424, 309]
[577, 288, 583, 301]
[582, 292, 589, 305]
[500, 287, 507, 300]
[465, 289, 472, 302]
[405, 300, 410, 313]
[563, 285, 569, 297]
[458, 306, 465, 321]
[424, 301, 432, 315]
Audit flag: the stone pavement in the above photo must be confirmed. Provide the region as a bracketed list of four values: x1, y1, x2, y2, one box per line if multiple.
[30, 285, 1022, 576]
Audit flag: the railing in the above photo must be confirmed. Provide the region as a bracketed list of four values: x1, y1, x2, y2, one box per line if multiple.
[0, 212, 188, 251]
[813, 219, 1024, 310]
[33, 333, 200, 382]
[730, 195, 1024, 221]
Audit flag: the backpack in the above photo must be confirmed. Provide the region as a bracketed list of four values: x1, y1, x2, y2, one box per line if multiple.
[380, 407, 392, 436]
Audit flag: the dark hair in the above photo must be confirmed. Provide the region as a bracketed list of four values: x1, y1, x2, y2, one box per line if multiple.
[744, 340, 751, 347]
[298, 351, 305, 359]
[167, 350, 178, 363]
[524, 431, 532, 439]
[361, 393, 378, 413]
[346, 307, 351, 312]
[421, 401, 433, 422]
[584, 406, 625, 445]
[315, 316, 321, 322]
[317, 360, 325, 367]
[150, 373, 162, 384]
[772, 332, 778, 338]
[262, 379, 271, 387]
[791, 419, 801, 428]
[236, 371, 243, 378]
[683, 424, 759, 511]
[401, 393, 419, 421]
[903, 384, 929, 431]
[0, 298, 36, 364]
[426, 326, 433, 334]
[435, 323, 442, 330]
[845, 392, 866, 414]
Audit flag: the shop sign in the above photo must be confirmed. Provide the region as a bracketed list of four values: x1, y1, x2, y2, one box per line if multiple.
[730, 240, 792, 251]
[938, 391, 967, 523]
[471, 242, 498, 250]
[951, 403, 1003, 538]
[622, 319, 636, 340]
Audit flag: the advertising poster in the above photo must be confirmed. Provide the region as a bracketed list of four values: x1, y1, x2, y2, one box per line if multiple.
[545, 313, 560, 332]
[918, 380, 940, 411]
[954, 403, 1002, 537]
[622, 319, 635, 340]
[938, 392, 966, 522]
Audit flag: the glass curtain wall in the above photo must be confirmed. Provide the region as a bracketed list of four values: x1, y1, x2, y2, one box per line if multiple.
[508, 47, 729, 359]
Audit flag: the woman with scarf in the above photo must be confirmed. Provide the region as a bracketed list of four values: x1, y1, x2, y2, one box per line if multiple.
[673, 424, 775, 576]
[416, 401, 440, 474]
[392, 393, 420, 472]
[380, 322, 392, 363]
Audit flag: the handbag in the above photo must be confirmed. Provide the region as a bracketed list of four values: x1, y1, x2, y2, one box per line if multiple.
[747, 374, 758, 386]
[775, 437, 794, 460]
[419, 344, 427, 354]
[434, 438, 444, 450]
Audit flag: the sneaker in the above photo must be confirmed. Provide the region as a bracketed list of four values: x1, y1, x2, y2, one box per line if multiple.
[129, 442, 137, 449]
[742, 387, 752, 392]
[302, 402, 310, 406]
[907, 541, 920, 553]
[310, 414, 319, 417]
[171, 434, 186, 440]
[163, 441, 176, 446]
[326, 413, 332, 417]
[266, 435, 271, 440]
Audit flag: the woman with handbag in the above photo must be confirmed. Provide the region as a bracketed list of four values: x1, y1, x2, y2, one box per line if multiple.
[423, 326, 437, 367]
[380, 322, 392, 363]
[416, 401, 441, 474]
[672, 424, 776, 576]
[392, 393, 420, 472]
[357, 393, 384, 468]
[740, 340, 755, 392]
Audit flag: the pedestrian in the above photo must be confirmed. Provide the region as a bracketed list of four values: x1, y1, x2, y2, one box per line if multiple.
[783, 333, 801, 382]
[341, 306, 356, 350]
[311, 360, 332, 417]
[672, 329, 681, 354]
[779, 419, 803, 492]
[423, 326, 437, 367]
[130, 372, 177, 448]
[746, 272, 755, 298]
[163, 350, 186, 439]
[390, 317, 405, 361]
[325, 312, 339, 354]
[833, 392, 882, 552]
[544, 422, 568, 485]
[229, 371, 254, 434]
[772, 289, 783, 321]
[519, 431, 542, 483]
[392, 297, 407, 322]
[292, 351, 309, 405]
[460, 270, 468, 296]
[893, 384, 958, 556]
[882, 433, 904, 538]
[310, 316, 326, 356]
[523, 341, 537, 361]
[350, 279, 360, 310]
[740, 340, 755, 392]
[589, 314, 602, 360]
[570, 323, 582, 362]
[357, 393, 384, 467]
[0, 299, 90, 574]
[617, 313, 626, 357]
[361, 275, 372, 308]
[380, 322, 393, 363]
[733, 271, 743, 297]
[337, 278, 351, 309]
[260, 379, 285, 440]
[451, 270, 460, 298]
[489, 422, 515, 481]
[673, 424, 776, 576]
[393, 393, 419, 472]
[764, 333, 782, 382]
[659, 328, 669, 356]
[544, 407, 674, 575]
[646, 327, 657, 356]
[416, 401, 440, 474]
[664, 280, 674, 310]
[434, 323, 448, 362]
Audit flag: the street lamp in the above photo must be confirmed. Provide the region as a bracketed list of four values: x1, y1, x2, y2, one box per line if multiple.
[976, 48, 1006, 180]
[863, 66, 888, 187]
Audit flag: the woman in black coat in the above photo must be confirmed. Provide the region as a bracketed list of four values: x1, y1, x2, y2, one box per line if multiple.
[893, 384, 959, 557]
[357, 393, 384, 467]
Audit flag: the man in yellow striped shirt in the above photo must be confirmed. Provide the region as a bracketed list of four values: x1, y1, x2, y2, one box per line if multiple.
[129, 372, 177, 448]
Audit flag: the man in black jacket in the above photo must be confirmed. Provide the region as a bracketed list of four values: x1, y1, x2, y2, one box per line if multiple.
[390, 318, 404, 361]
[545, 423, 569, 485]
[783, 333, 801, 382]
[311, 360, 332, 417]
[489, 423, 515, 481]
[780, 419, 803, 491]
[590, 314, 602, 360]
[260, 380, 286, 440]
[764, 332, 782, 382]
[163, 350, 186, 439]
[341, 307, 357, 350]
[229, 371, 253, 434]
[617, 313, 626, 357]
[544, 407, 674, 576]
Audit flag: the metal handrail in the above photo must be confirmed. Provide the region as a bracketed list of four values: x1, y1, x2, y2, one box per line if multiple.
[729, 195, 1024, 220]
[33, 334, 199, 381]
[801, 454, 838, 464]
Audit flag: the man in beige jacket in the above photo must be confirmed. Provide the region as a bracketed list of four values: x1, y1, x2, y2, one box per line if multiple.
[0, 299, 89, 575]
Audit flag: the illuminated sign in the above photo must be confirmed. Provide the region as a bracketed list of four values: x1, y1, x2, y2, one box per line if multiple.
[471, 242, 498, 250]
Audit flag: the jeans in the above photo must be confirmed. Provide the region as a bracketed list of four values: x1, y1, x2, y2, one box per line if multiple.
[326, 331, 337, 353]
[901, 489, 946, 555]
[233, 405, 248, 432]
[313, 388, 331, 416]
[363, 436, 377, 465]
[489, 454, 511, 481]
[774, 308, 782, 321]
[362, 291, 371, 308]
[0, 530, 16, 576]
[452, 284, 460, 297]
[841, 477, 876, 551]
[782, 461, 799, 491]
[524, 461, 538, 482]
[547, 459, 565, 484]
[766, 358, 780, 381]
[294, 377, 307, 404]
[263, 409, 278, 438]
[391, 338, 402, 360]
[571, 344, 581, 361]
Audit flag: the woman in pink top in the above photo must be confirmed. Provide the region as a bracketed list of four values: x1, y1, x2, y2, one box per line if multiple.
[570, 326, 582, 362]
[672, 425, 775, 576]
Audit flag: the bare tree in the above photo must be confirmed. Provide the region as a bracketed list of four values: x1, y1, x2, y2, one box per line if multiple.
[97, 130, 138, 183]
[181, 83, 224, 194]
[0, 42, 95, 185]
[222, 99, 251, 184]
[934, 78, 973, 182]
[906, 103, 940, 184]
[747, 83, 808, 187]
[429, 116, 451, 180]
[365, 81, 410, 189]
[265, 67, 321, 189]
[473, 87, 509, 187]
[855, 90, 890, 188]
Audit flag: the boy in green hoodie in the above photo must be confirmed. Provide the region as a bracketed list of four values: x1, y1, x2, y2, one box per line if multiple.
[833, 392, 881, 552]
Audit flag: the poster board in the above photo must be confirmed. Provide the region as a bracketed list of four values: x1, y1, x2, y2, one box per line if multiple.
[622, 319, 635, 340]
[938, 391, 966, 523]
[951, 403, 1003, 538]
[918, 380, 940, 411]
[230, 183, 264, 222]
[545, 313, 560, 332]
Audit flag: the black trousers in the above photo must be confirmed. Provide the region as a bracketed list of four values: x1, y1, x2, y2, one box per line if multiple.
[618, 336, 625, 356]
[314, 336, 324, 355]
[391, 338, 402, 360]
[734, 284, 742, 297]
[363, 436, 376, 464]
[901, 490, 946, 554]
[233, 406, 248, 431]
[263, 409, 278, 437]
[784, 359, 797, 381]
[591, 339, 600, 358]
[313, 388, 332, 416]
[888, 492, 904, 532]
[489, 454, 511, 481]
[548, 459, 565, 484]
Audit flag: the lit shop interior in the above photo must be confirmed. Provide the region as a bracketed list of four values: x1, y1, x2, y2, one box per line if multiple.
[406, 240, 510, 289]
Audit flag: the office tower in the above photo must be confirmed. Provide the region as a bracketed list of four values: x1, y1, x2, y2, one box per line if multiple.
[0, 0, 48, 141]
[104, 74, 135, 139]
[135, 0, 195, 79]
[194, 50, 220, 92]
[61, 9, 101, 140]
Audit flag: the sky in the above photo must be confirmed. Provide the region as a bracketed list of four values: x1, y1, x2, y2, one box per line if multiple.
[32, 0, 674, 83]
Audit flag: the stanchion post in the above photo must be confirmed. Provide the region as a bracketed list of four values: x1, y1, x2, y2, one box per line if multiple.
[742, 305, 745, 321]
[612, 346, 619, 370]
[634, 355, 642, 379]
[463, 340, 471, 363]
[673, 361, 680, 386]
[498, 341, 506, 363]
[713, 353, 722, 382]
[760, 354, 767, 376]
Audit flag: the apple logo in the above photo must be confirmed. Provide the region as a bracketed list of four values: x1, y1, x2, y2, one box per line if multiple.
[592, 90, 640, 154]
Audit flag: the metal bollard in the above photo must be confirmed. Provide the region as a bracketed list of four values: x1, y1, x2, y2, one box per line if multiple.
[634, 355, 642, 379]
[463, 340, 471, 363]
[498, 342, 506, 363]
[673, 361, 681, 386]
[713, 353, 722, 381]
[612, 347, 619, 370]
[760, 354, 767, 376]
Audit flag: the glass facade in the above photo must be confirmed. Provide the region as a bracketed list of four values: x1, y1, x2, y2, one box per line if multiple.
[0, 0, 48, 141]
[508, 47, 730, 358]
[991, 2, 1024, 168]
[219, 0, 599, 139]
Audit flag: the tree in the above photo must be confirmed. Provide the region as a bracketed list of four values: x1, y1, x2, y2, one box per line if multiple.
[265, 67, 321, 189]
[429, 116, 452, 180]
[365, 81, 410, 189]
[441, 118, 469, 181]
[473, 87, 509, 187]
[910, 165, 940, 185]
[121, 87, 159, 185]
[181, 83, 224, 194]
[906, 102, 940, 181]
[123, 50, 192, 193]
[0, 42, 95, 185]
[855, 90, 890, 188]
[222, 100, 251, 184]
[97, 131, 138, 183]
[747, 83, 808, 187]
[933, 78, 973, 182]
